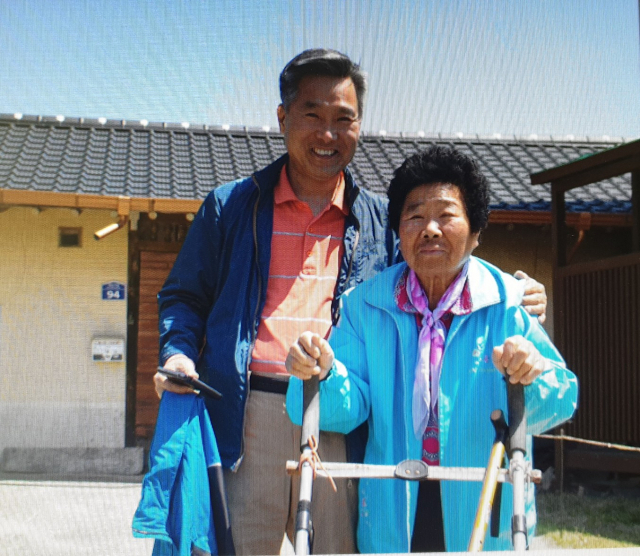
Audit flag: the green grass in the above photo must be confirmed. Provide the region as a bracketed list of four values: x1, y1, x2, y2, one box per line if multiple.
[536, 491, 640, 549]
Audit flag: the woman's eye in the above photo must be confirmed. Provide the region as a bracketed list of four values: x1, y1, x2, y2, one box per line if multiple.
[401, 215, 423, 225]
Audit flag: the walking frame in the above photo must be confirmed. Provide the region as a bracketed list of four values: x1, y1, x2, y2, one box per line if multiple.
[287, 377, 537, 554]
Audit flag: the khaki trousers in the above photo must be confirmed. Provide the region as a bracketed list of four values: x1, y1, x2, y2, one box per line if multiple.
[224, 390, 357, 555]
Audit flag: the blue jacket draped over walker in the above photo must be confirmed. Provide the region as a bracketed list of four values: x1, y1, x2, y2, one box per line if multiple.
[287, 257, 578, 553]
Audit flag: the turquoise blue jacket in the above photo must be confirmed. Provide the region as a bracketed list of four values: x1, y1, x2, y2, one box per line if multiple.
[132, 393, 220, 555]
[287, 257, 578, 553]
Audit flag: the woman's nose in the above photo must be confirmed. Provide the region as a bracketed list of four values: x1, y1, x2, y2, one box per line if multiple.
[422, 220, 442, 238]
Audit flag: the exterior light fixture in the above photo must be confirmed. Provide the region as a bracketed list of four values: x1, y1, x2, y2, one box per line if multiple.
[94, 217, 129, 240]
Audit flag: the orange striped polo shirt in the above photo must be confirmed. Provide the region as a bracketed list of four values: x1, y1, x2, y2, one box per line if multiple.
[249, 166, 347, 376]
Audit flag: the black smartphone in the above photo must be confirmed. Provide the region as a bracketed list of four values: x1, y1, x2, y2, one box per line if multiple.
[157, 366, 222, 400]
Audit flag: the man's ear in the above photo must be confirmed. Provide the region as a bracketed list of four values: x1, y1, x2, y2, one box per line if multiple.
[277, 104, 286, 133]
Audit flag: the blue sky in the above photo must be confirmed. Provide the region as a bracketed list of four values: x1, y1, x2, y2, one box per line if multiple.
[1, 0, 638, 139]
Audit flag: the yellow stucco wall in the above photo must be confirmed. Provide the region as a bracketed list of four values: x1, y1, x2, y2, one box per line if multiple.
[0, 207, 128, 449]
[474, 223, 554, 339]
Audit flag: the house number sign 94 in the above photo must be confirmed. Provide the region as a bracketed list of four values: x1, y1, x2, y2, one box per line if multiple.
[102, 282, 126, 300]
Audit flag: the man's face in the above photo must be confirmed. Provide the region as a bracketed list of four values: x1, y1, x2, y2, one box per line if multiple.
[277, 75, 361, 188]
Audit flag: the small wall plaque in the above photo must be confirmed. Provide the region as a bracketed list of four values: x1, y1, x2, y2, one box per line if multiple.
[92, 338, 125, 362]
[102, 282, 126, 300]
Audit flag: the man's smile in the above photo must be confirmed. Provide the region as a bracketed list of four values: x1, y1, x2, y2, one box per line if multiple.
[312, 147, 338, 157]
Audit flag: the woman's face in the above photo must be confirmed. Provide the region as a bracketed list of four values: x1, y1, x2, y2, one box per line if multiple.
[399, 183, 480, 286]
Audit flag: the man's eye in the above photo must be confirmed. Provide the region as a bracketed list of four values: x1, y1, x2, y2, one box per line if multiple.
[305, 113, 319, 118]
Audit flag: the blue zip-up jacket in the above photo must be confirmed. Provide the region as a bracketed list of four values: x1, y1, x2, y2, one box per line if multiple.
[133, 393, 220, 555]
[158, 154, 398, 468]
[287, 258, 578, 553]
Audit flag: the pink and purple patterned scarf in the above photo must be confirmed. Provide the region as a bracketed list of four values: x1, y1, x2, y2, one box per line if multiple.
[405, 262, 470, 439]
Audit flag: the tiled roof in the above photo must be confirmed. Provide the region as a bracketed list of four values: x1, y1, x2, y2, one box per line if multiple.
[0, 114, 632, 213]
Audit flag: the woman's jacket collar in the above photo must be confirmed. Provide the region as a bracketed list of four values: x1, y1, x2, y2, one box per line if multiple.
[361, 257, 524, 315]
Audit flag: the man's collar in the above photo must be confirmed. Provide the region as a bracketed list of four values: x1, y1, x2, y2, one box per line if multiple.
[275, 165, 348, 215]
[252, 154, 359, 211]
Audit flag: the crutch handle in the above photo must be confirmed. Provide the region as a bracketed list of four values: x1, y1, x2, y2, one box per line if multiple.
[491, 409, 508, 443]
[301, 375, 320, 450]
[507, 382, 526, 456]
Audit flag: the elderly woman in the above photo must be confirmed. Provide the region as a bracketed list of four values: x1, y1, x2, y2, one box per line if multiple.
[285, 146, 578, 553]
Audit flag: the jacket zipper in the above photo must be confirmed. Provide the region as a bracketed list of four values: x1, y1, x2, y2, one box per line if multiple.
[231, 175, 263, 472]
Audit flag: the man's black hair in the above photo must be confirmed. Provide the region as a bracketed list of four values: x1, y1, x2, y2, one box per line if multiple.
[279, 49, 367, 118]
[387, 145, 490, 234]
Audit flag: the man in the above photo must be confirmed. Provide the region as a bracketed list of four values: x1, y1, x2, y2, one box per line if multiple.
[153, 49, 547, 555]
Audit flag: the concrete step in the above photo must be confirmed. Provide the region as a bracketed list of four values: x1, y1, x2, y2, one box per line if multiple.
[1, 447, 145, 476]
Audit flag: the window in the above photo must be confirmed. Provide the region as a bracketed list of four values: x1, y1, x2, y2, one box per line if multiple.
[59, 227, 82, 247]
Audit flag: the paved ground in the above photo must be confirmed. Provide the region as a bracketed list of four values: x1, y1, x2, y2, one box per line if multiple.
[0, 474, 153, 555]
[1, 473, 616, 555]
[0, 473, 520, 555]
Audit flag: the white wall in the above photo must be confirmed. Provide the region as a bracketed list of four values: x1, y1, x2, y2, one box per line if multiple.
[0, 207, 128, 449]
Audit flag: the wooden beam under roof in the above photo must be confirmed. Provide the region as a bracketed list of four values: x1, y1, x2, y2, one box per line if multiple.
[489, 209, 632, 228]
[0, 188, 633, 228]
[0, 189, 202, 215]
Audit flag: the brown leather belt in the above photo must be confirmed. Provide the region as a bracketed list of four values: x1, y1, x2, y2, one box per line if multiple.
[250, 374, 289, 395]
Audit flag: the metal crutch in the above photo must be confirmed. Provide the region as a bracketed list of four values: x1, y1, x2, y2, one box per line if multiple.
[468, 382, 528, 552]
[468, 409, 509, 551]
[507, 382, 528, 551]
[294, 375, 320, 555]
